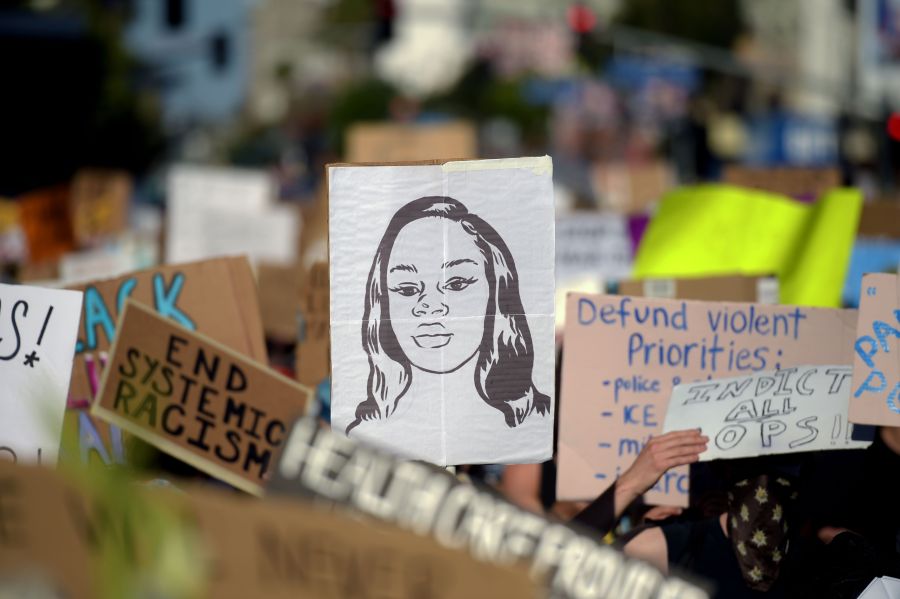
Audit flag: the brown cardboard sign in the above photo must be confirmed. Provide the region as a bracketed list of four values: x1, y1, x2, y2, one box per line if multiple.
[0, 463, 93, 599]
[257, 263, 302, 342]
[618, 275, 779, 304]
[722, 165, 840, 201]
[592, 161, 674, 214]
[345, 121, 477, 162]
[0, 199, 26, 264]
[91, 301, 311, 495]
[295, 262, 329, 390]
[0, 461, 537, 599]
[558, 293, 856, 506]
[189, 487, 538, 599]
[857, 201, 900, 239]
[271, 417, 710, 599]
[69, 169, 130, 246]
[850, 273, 900, 425]
[67, 256, 267, 407]
[17, 184, 75, 264]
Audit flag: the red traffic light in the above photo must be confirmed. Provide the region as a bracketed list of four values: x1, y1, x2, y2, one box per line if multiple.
[568, 3, 597, 34]
[887, 113, 900, 141]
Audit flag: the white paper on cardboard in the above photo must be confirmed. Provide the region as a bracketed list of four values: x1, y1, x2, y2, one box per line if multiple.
[555, 212, 633, 283]
[165, 165, 291, 264]
[0, 283, 83, 464]
[328, 158, 556, 465]
[202, 205, 298, 266]
[663, 365, 871, 461]
[858, 576, 900, 599]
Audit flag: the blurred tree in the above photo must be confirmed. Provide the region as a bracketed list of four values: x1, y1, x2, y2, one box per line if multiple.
[427, 61, 549, 146]
[615, 0, 744, 49]
[327, 78, 397, 155]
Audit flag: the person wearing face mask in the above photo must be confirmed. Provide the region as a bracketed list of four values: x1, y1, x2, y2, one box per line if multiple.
[622, 459, 798, 599]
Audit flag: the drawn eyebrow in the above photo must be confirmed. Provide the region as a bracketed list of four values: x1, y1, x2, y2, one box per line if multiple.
[441, 258, 478, 269]
[389, 264, 418, 273]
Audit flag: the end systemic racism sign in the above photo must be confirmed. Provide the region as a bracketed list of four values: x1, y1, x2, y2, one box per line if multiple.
[91, 301, 311, 495]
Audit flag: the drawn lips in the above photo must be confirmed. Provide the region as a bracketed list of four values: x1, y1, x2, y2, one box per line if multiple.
[412, 333, 453, 349]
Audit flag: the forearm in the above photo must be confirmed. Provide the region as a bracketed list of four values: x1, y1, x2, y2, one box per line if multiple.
[571, 481, 619, 536]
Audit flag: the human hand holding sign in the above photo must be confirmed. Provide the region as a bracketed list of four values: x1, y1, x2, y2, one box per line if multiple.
[613, 429, 708, 517]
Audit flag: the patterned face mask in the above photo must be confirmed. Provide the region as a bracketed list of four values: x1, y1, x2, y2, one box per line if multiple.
[726, 473, 797, 591]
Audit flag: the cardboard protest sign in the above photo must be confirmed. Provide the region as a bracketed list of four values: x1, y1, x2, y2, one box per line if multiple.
[558, 293, 857, 506]
[663, 366, 870, 461]
[17, 184, 75, 264]
[69, 169, 130, 246]
[633, 185, 862, 307]
[0, 199, 26, 264]
[618, 275, 779, 304]
[592, 161, 673, 215]
[193, 204, 300, 267]
[294, 262, 329, 389]
[257, 263, 302, 341]
[61, 407, 126, 466]
[554, 212, 630, 329]
[189, 485, 538, 599]
[849, 273, 900, 425]
[0, 461, 538, 599]
[92, 301, 311, 494]
[165, 165, 286, 265]
[270, 416, 710, 599]
[328, 158, 555, 465]
[0, 463, 93, 598]
[60, 244, 143, 285]
[345, 120, 477, 162]
[858, 201, 900, 239]
[0, 283, 82, 465]
[722, 166, 840, 201]
[67, 256, 267, 407]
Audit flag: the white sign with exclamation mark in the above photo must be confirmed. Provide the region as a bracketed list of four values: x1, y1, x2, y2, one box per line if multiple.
[0, 283, 83, 465]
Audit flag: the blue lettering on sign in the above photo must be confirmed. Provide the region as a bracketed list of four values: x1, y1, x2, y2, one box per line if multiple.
[623, 404, 657, 427]
[153, 273, 196, 330]
[651, 471, 689, 495]
[853, 307, 900, 413]
[581, 297, 817, 501]
[76, 271, 197, 353]
[82, 286, 116, 352]
[117, 277, 137, 312]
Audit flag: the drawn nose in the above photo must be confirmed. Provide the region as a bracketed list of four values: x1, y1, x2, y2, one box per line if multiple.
[412, 294, 449, 317]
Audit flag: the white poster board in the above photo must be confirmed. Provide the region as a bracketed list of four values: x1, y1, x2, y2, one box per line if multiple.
[165, 165, 297, 266]
[663, 365, 871, 460]
[0, 283, 83, 464]
[555, 212, 633, 282]
[328, 158, 556, 465]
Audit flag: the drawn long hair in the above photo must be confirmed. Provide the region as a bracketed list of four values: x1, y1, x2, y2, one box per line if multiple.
[346, 196, 551, 433]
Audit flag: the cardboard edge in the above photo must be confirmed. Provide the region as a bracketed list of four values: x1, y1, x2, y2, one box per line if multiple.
[224, 255, 269, 363]
[89, 299, 313, 493]
[118, 299, 313, 400]
[91, 402, 262, 496]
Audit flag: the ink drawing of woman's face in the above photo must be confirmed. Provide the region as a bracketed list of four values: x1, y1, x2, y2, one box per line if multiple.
[386, 216, 490, 374]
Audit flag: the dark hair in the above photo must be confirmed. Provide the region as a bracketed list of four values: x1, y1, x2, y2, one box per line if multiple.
[346, 196, 551, 433]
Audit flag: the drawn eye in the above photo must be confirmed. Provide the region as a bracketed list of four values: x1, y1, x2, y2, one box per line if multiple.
[389, 283, 421, 297]
[444, 276, 476, 292]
